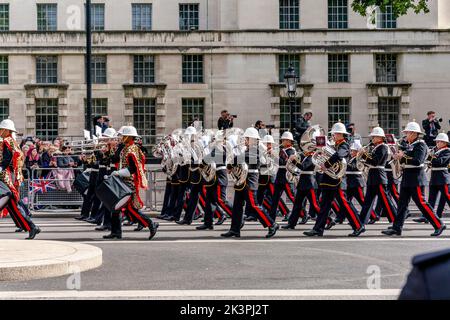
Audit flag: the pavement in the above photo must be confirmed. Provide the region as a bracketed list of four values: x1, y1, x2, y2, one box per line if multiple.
[0, 215, 449, 299]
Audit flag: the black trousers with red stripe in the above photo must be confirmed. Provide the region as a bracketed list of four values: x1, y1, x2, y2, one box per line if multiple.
[111, 202, 154, 236]
[230, 186, 274, 233]
[203, 184, 233, 227]
[429, 184, 450, 218]
[313, 188, 362, 233]
[6, 198, 35, 232]
[347, 187, 380, 221]
[269, 183, 296, 220]
[288, 188, 320, 226]
[359, 184, 397, 225]
[160, 181, 172, 217]
[393, 186, 442, 231]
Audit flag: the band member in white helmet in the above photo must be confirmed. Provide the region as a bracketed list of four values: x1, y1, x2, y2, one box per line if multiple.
[0, 119, 40, 239]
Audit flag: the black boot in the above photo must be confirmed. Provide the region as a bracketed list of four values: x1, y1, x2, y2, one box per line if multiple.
[266, 223, 279, 238]
[196, 224, 213, 230]
[215, 215, 227, 225]
[175, 220, 191, 225]
[134, 224, 145, 231]
[103, 233, 122, 239]
[95, 225, 111, 231]
[381, 228, 402, 236]
[431, 224, 446, 237]
[298, 216, 310, 225]
[148, 222, 159, 240]
[303, 229, 323, 237]
[348, 227, 365, 237]
[221, 230, 240, 238]
[26, 227, 41, 240]
[281, 224, 295, 230]
[325, 220, 336, 230]
[413, 217, 429, 224]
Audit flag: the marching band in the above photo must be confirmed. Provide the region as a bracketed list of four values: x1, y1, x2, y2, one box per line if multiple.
[1, 117, 450, 241]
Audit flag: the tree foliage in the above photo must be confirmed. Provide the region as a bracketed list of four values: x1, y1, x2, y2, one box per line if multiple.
[351, 0, 430, 18]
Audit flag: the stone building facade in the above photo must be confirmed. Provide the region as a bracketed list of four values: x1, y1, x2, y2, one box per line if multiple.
[0, 0, 449, 145]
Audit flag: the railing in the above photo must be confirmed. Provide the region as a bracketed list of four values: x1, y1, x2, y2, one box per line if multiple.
[28, 167, 84, 210]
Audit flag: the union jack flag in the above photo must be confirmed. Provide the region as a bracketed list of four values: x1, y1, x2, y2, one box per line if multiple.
[31, 179, 56, 194]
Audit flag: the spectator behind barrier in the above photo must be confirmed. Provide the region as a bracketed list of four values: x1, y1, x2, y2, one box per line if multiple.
[422, 111, 442, 147]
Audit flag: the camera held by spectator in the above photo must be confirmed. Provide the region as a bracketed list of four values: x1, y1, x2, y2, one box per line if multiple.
[217, 110, 235, 130]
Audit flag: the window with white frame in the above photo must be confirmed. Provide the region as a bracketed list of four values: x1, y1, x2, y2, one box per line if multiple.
[36, 56, 58, 84]
[280, 98, 302, 134]
[328, 0, 348, 29]
[328, 54, 349, 83]
[134, 55, 155, 84]
[279, 54, 300, 83]
[279, 0, 300, 30]
[133, 98, 156, 146]
[37, 3, 57, 31]
[90, 55, 107, 84]
[179, 3, 199, 30]
[182, 55, 203, 83]
[91, 3, 105, 31]
[328, 98, 350, 130]
[376, 5, 397, 29]
[36, 99, 59, 140]
[182, 98, 204, 129]
[132, 3, 152, 31]
[0, 56, 8, 84]
[0, 99, 9, 121]
[376, 54, 397, 83]
[378, 98, 400, 136]
[0, 4, 9, 31]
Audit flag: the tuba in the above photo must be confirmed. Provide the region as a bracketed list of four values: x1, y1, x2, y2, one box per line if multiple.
[199, 132, 218, 182]
[311, 137, 347, 180]
[285, 151, 301, 185]
[387, 137, 405, 180]
[259, 142, 278, 177]
[355, 142, 374, 180]
[300, 125, 327, 153]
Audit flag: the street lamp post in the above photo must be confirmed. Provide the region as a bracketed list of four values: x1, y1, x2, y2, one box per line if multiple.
[85, 0, 93, 136]
[284, 64, 298, 132]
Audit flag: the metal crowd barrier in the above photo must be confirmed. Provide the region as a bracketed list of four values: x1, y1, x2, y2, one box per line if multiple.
[29, 167, 84, 210]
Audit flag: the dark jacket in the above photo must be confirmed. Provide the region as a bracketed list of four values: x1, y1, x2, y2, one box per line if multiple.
[217, 117, 233, 130]
[400, 139, 429, 187]
[346, 156, 365, 189]
[294, 154, 317, 191]
[274, 147, 296, 185]
[360, 143, 389, 186]
[38, 151, 51, 168]
[399, 248, 450, 300]
[430, 147, 450, 186]
[422, 119, 441, 146]
[320, 139, 349, 189]
[294, 117, 310, 142]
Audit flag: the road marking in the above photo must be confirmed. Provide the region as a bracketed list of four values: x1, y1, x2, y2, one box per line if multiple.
[0, 289, 401, 299]
[83, 237, 450, 244]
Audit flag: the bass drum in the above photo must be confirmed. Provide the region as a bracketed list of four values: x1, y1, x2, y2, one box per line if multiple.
[95, 175, 133, 212]
[0, 181, 12, 210]
[73, 171, 91, 195]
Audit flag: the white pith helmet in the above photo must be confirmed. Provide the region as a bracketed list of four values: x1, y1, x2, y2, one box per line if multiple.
[369, 127, 385, 137]
[403, 121, 423, 134]
[330, 122, 348, 135]
[0, 119, 17, 132]
[281, 131, 294, 141]
[120, 126, 139, 137]
[184, 126, 197, 136]
[262, 135, 275, 144]
[102, 128, 117, 138]
[243, 127, 260, 140]
[435, 133, 449, 144]
[350, 140, 363, 151]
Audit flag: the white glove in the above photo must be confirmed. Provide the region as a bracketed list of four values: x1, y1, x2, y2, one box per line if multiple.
[112, 168, 131, 178]
[84, 168, 92, 174]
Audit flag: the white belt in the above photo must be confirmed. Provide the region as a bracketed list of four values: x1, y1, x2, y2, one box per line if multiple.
[347, 172, 362, 175]
[278, 166, 286, 169]
[190, 167, 200, 172]
[248, 169, 259, 173]
[90, 169, 99, 172]
[403, 164, 424, 169]
[109, 164, 116, 169]
[385, 169, 393, 172]
[216, 166, 226, 170]
[300, 171, 315, 175]
[431, 168, 449, 171]
[99, 165, 107, 169]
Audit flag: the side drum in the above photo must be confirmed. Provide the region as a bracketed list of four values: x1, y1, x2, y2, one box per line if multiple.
[95, 175, 133, 212]
[73, 171, 91, 195]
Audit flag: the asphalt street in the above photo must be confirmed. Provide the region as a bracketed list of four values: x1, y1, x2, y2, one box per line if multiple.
[1, 215, 450, 299]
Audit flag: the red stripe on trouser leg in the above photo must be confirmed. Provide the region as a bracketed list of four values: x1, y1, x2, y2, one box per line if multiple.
[10, 200, 31, 231]
[445, 185, 450, 201]
[332, 201, 340, 213]
[269, 183, 274, 194]
[416, 186, 441, 229]
[310, 189, 320, 213]
[338, 189, 361, 230]
[379, 185, 395, 223]
[279, 199, 289, 216]
[7, 205, 22, 229]
[285, 184, 295, 202]
[199, 195, 205, 207]
[217, 185, 233, 216]
[357, 187, 377, 220]
[392, 184, 399, 200]
[127, 203, 149, 227]
[248, 190, 272, 227]
[263, 199, 271, 211]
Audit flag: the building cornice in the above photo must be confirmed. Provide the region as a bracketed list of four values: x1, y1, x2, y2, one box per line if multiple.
[24, 83, 70, 90]
[122, 83, 167, 90]
[366, 82, 412, 89]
